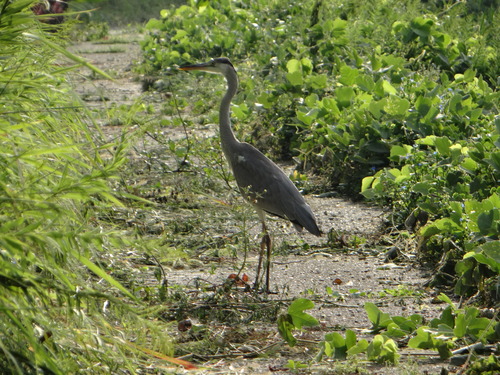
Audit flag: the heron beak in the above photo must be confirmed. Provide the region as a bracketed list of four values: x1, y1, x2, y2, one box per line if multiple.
[178, 61, 213, 71]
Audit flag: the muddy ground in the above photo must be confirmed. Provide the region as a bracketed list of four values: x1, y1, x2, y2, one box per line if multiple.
[67, 30, 459, 374]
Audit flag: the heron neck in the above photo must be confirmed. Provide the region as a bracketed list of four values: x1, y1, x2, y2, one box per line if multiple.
[219, 68, 239, 158]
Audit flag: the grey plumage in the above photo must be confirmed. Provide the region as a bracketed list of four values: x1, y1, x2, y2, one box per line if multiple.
[180, 57, 321, 291]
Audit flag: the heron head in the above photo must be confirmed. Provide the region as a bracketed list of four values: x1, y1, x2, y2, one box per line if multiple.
[179, 57, 235, 75]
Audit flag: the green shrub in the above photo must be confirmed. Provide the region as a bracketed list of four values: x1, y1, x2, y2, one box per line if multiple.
[141, 0, 499, 299]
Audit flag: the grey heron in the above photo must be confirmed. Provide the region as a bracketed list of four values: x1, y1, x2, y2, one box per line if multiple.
[179, 57, 321, 292]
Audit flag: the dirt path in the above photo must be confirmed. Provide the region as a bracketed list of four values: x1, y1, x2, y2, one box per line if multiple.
[68, 30, 454, 374]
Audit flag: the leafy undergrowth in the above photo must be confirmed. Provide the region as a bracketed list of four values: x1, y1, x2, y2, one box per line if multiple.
[140, 0, 499, 320]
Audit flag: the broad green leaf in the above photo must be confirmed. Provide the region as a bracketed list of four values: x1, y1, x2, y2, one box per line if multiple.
[365, 302, 393, 332]
[323, 341, 334, 357]
[415, 96, 433, 117]
[384, 96, 410, 116]
[297, 108, 319, 126]
[390, 145, 412, 161]
[339, 65, 359, 86]
[306, 74, 328, 89]
[409, 327, 436, 349]
[323, 332, 348, 359]
[437, 293, 454, 306]
[386, 322, 407, 337]
[461, 157, 478, 172]
[288, 298, 319, 329]
[361, 176, 376, 192]
[486, 152, 500, 173]
[434, 137, 452, 156]
[410, 17, 434, 38]
[171, 29, 188, 41]
[382, 80, 397, 95]
[335, 87, 355, 108]
[454, 313, 466, 338]
[416, 135, 437, 146]
[345, 329, 357, 349]
[464, 242, 500, 272]
[286, 71, 303, 86]
[145, 18, 164, 29]
[476, 209, 498, 235]
[321, 98, 340, 116]
[286, 59, 301, 73]
[347, 339, 369, 355]
[368, 99, 386, 118]
[366, 334, 400, 364]
[412, 182, 431, 195]
[305, 93, 319, 107]
[300, 58, 313, 74]
[356, 74, 375, 91]
[420, 218, 463, 238]
[448, 94, 463, 114]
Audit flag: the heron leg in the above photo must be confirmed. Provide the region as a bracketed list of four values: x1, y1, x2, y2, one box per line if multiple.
[254, 221, 269, 292]
[254, 234, 265, 290]
[263, 233, 272, 293]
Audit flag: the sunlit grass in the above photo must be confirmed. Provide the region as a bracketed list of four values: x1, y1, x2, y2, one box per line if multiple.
[0, 2, 176, 373]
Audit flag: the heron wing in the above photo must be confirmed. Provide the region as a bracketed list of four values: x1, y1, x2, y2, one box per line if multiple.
[229, 142, 321, 236]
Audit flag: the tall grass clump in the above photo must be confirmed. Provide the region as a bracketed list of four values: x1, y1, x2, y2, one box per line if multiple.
[0, 1, 172, 373]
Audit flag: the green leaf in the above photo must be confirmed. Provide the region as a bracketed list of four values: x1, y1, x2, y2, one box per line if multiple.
[300, 57, 313, 74]
[365, 302, 393, 332]
[306, 74, 328, 89]
[297, 108, 319, 126]
[477, 209, 498, 235]
[415, 96, 434, 117]
[464, 242, 500, 273]
[356, 74, 375, 91]
[437, 293, 454, 306]
[335, 87, 355, 108]
[321, 98, 340, 116]
[361, 176, 376, 192]
[412, 182, 432, 195]
[408, 327, 436, 349]
[288, 298, 319, 329]
[368, 99, 386, 118]
[347, 339, 369, 355]
[454, 313, 466, 338]
[420, 218, 463, 238]
[461, 157, 478, 172]
[339, 65, 359, 86]
[434, 137, 452, 156]
[384, 96, 410, 116]
[366, 335, 400, 364]
[277, 314, 297, 347]
[410, 17, 434, 38]
[381, 80, 397, 95]
[286, 71, 303, 86]
[345, 329, 357, 349]
[323, 332, 348, 359]
[286, 59, 301, 73]
[486, 152, 500, 173]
